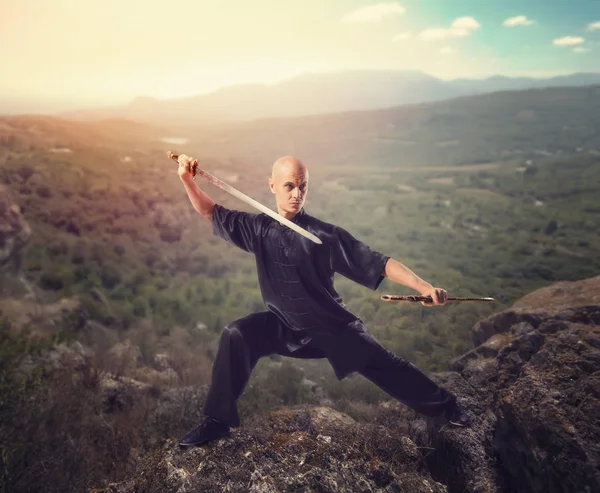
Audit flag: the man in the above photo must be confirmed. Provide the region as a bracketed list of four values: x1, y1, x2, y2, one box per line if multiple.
[177, 153, 469, 447]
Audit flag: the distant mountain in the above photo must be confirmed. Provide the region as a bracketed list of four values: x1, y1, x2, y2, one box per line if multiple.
[447, 72, 600, 93]
[59, 70, 461, 125]
[55, 70, 600, 126]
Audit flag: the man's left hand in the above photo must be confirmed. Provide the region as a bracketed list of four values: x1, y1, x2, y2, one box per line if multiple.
[419, 286, 448, 306]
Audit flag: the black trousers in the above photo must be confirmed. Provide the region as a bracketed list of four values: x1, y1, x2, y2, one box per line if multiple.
[203, 311, 457, 427]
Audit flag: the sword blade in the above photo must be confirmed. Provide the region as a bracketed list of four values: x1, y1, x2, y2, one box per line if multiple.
[169, 152, 322, 245]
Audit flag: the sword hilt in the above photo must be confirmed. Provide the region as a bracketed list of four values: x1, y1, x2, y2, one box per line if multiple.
[168, 151, 198, 177]
[380, 295, 495, 303]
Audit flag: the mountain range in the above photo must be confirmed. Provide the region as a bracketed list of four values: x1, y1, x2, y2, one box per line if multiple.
[54, 70, 600, 125]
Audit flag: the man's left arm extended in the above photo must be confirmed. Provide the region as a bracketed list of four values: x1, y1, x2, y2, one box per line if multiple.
[382, 258, 448, 306]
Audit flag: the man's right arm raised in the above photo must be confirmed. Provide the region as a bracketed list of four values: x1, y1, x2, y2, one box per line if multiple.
[178, 154, 215, 220]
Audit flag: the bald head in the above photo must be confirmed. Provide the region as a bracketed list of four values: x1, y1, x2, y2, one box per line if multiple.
[271, 156, 308, 180]
[269, 156, 309, 219]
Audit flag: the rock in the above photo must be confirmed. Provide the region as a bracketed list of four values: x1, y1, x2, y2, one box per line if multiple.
[300, 378, 333, 406]
[441, 275, 600, 493]
[427, 372, 503, 493]
[0, 184, 31, 267]
[301, 377, 317, 390]
[470, 276, 600, 346]
[104, 406, 447, 493]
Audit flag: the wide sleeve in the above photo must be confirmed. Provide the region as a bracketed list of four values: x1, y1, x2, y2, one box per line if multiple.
[330, 226, 390, 290]
[211, 204, 260, 253]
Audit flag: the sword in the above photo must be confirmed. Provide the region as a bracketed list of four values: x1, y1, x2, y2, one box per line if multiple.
[381, 295, 494, 303]
[168, 151, 322, 245]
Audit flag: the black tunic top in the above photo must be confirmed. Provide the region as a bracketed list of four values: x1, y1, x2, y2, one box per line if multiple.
[212, 204, 390, 379]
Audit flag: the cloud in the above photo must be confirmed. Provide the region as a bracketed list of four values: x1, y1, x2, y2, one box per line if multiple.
[588, 21, 600, 31]
[440, 46, 456, 55]
[503, 16, 535, 27]
[553, 36, 585, 46]
[419, 16, 480, 40]
[393, 31, 412, 41]
[341, 3, 406, 23]
[452, 17, 481, 31]
[573, 46, 591, 53]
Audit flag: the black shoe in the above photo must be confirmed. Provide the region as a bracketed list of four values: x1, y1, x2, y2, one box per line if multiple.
[179, 417, 231, 447]
[445, 404, 470, 427]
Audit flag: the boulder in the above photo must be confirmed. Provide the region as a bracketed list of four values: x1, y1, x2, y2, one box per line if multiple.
[444, 276, 600, 492]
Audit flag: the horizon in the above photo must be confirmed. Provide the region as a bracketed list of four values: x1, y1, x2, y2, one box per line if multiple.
[3, 68, 600, 117]
[2, 0, 599, 115]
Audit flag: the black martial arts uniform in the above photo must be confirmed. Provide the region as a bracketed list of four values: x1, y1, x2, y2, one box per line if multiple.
[203, 205, 457, 427]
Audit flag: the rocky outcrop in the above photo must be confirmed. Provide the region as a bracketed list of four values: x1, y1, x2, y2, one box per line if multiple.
[105, 406, 447, 493]
[444, 275, 600, 492]
[99, 276, 600, 493]
[469, 275, 600, 347]
[0, 184, 30, 267]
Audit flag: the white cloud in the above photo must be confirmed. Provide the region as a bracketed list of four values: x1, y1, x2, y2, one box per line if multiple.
[587, 21, 600, 31]
[573, 46, 591, 53]
[503, 16, 535, 27]
[553, 36, 585, 46]
[341, 3, 406, 23]
[393, 31, 412, 41]
[419, 16, 480, 40]
[452, 17, 481, 31]
[440, 46, 457, 55]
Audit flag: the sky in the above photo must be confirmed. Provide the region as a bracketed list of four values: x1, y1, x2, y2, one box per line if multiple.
[1, 0, 600, 112]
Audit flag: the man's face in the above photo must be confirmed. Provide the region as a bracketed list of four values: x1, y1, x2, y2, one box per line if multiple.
[269, 159, 309, 218]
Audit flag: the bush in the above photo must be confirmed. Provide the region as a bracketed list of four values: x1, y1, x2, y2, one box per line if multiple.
[133, 298, 149, 317]
[40, 266, 75, 290]
[544, 219, 558, 235]
[159, 227, 182, 243]
[412, 334, 434, 355]
[100, 265, 122, 289]
[36, 186, 52, 198]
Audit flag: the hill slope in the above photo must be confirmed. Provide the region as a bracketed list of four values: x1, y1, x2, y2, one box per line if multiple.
[55, 70, 600, 125]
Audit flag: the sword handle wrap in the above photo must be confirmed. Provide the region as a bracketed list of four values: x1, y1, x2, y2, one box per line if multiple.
[168, 151, 198, 177]
[380, 295, 495, 303]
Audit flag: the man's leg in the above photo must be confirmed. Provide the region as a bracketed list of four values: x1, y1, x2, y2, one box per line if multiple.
[203, 312, 325, 428]
[357, 341, 458, 418]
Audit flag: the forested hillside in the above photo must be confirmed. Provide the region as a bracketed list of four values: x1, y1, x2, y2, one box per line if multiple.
[1, 84, 599, 491]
